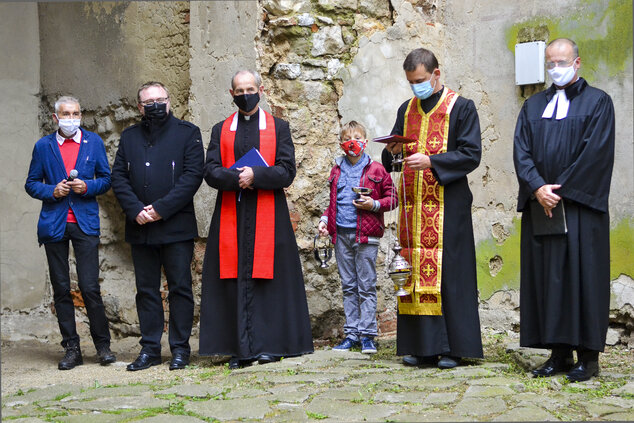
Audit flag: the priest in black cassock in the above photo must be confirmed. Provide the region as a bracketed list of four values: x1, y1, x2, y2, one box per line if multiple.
[382, 48, 483, 369]
[513, 38, 615, 382]
[199, 70, 313, 369]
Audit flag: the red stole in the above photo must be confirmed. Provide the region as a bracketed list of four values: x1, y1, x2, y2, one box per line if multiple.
[218, 110, 276, 279]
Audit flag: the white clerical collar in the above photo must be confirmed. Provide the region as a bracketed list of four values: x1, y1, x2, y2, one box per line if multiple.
[230, 108, 266, 131]
[542, 89, 569, 120]
[56, 129, 82, 145]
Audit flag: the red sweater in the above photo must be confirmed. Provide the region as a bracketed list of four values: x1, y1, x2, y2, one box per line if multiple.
[58, 134, 82, 223]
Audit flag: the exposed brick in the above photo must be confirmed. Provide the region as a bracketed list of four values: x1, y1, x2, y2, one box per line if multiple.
[71, 290, 85, 308]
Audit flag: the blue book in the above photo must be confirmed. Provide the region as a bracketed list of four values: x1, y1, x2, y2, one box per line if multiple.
[230, 147, 270, 169]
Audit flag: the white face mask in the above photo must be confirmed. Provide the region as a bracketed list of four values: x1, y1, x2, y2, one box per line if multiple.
[57, 118, 81, 136]
[548, 65, 576, 87]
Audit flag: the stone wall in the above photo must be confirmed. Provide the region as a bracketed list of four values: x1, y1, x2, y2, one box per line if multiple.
[1, 0, 632, 348]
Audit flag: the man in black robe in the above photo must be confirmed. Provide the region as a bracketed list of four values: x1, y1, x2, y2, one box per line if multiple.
[382, 48, 483, 369]
[199, 70, 313, 369]
[513, 38, 615, 382]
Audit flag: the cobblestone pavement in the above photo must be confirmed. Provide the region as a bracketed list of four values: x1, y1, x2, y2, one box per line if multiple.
[2, 332, 633, 422]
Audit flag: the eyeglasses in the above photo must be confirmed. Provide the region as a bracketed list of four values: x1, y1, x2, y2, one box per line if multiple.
[139, 97, 169, 106]
[545, 59, 576, 70]
[57, 112, 81, 118]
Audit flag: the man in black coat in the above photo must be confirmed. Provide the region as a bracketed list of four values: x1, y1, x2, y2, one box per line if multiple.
[112, 81, 204, 371]
[513, 38, 615, 382]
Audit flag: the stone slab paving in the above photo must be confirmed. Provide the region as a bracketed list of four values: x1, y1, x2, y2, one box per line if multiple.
[61, 396, 171, 412]
[154, 384, 224, 398]
[136, 416, 207, 423]
[304, 397, 397, 422]
[185, 398, 271, 421]
[57, 411, 144, 422]
[492, 405, 557, 421]
[601, 410, 634, 420]
[2, 337, 634, 422]
[389, 409, 473, 422]
[372, 390, 427, 404]
[463, 384, 516, 397]
[453, 397, 508, 417]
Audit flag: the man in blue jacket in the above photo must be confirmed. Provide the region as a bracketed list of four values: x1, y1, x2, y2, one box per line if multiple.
[25, 96, 115, 370]
[111, 81, 204, 371]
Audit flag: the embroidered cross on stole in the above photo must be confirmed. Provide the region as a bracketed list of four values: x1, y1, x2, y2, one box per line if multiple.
[397, 87, 458, 316]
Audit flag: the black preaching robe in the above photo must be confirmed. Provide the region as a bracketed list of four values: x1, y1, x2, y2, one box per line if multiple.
[199, 110, 313, 360]
[383, 88, 484, 358]
[513, 78, 615, 351]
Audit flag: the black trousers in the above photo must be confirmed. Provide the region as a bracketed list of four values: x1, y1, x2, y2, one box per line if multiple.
[131, 240, 194, 357]
[44, 223, 111, 349]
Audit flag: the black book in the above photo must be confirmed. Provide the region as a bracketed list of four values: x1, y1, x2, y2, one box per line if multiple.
[530, 199, 567, 236]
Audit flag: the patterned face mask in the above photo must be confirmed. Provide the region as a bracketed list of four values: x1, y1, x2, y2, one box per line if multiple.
[340, 138, 367, 157]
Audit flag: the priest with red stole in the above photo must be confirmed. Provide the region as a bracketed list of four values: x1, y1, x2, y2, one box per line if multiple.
[382, 48, 483, 369]
[200, 70, 313, 369]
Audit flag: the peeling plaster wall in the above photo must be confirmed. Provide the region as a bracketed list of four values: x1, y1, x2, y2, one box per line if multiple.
[189, 0, 262, 237]
[38, 2, 191, 119]
[0, 3, 46, 311]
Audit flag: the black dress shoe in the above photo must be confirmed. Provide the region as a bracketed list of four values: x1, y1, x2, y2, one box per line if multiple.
[127, 353, 161, 371]
[59, 345, 83, 370]
[402, 355, 437, 367]
[438, 356, 461, 369]
[96, 346, 116, 365]
[228, 357, 255, 370]
[257, 354, 281, 365]
[565, 361, 599, 382]
[169, 353, 190, 370]
[531, 356, 574, 377]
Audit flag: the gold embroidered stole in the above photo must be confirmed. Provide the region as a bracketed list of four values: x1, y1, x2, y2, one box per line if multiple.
[397, 87, 458, 316]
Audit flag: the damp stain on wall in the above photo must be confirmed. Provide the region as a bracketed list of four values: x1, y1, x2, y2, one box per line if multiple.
[505, 0, 633, 83]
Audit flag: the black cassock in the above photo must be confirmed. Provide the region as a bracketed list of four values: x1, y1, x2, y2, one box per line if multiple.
[513, 78, 615, 351]
[383, 89, 484, 358]
[199, 111, 313, 360]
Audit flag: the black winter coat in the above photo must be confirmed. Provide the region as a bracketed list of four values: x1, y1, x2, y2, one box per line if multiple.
[111, 113, 204, 245]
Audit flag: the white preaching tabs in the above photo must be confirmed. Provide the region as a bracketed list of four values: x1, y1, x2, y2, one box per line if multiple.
[542, 89, 570, 120]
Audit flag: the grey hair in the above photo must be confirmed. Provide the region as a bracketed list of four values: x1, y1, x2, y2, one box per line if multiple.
[54, 96, 81, 114]
[547, 38, 579, 58]
[231, 70, 262, 89]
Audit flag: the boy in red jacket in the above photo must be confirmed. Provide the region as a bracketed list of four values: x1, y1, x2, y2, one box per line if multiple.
[318, 121, 398, 353]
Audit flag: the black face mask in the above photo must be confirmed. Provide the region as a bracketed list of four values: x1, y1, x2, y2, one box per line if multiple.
[233, 93, 260, 113]
[143, 102, 168, 121]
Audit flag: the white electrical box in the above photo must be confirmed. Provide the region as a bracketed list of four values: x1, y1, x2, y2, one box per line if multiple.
[515, 41, 545, 85]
